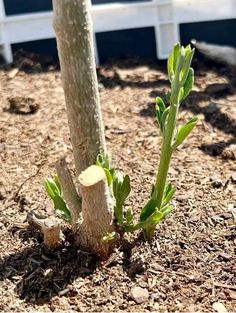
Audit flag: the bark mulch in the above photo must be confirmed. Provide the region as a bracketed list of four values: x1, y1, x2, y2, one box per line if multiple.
[0, 52, 236, 312]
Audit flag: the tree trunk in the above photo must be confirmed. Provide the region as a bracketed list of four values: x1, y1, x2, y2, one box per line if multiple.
[53, 0, 106, 176]
[53, 0, 115, 259]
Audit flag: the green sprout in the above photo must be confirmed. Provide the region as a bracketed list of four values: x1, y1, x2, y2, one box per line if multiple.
[96, 154, 131, 226]
[140, 43, 197, 240]
[44, 175, 71, 222]
[97, 43, 197, 241]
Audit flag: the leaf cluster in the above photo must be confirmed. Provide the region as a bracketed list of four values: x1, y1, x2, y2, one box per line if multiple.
[44, 176, 71, 222]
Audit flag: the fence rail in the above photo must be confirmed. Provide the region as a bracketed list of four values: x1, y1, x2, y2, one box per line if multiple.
[0, 0, 236, 63]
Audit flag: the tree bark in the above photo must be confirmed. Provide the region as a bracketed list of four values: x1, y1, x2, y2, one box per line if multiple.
[56, 158, 81, 225]
[53, 0, 115, 258]
[53, 0, 106, 176]
[77, 165, 115, 259]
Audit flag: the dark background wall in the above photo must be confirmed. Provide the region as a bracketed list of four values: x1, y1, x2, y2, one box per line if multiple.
[180, 19, 236, 47]
[6, 0, 236, 63]
[4, 0, 150, 15]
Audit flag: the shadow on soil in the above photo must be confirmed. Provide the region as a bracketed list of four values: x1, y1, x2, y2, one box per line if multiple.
[0, 227, 142, 305]
[0, 228, 98, 304]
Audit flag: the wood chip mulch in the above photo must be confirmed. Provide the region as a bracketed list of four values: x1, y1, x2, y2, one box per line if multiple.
[0, 53, 236, 312]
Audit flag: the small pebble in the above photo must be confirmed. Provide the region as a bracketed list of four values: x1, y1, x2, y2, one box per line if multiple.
[131, 286, 149, 304]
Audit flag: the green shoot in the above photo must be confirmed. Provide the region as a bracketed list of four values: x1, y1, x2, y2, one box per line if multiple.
[97, 43, 197, 241]
[140, 43, 197, 240]
[44, 175, 71, 222]
[96, 154, 131, 226]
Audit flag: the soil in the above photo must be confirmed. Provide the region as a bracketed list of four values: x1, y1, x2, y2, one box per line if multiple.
[0, 51, 236, 312]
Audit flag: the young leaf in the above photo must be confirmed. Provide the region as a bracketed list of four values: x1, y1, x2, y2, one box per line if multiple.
[139, 198, 157, 222]
[182, 68, 194, 101]
[178, 87, 184, 103]
[121, 175, 131, 203]
[96, 154, 103, 167]
[113, 171, 124, 202]
[162, 183, 176, 207]
[168, 42, 180, 82]
[54, 175, 62, 196]
[96, 153, 111, 170]
[172, 117, 198, 150]
[48, 177, 60, 196]
[104, 168, 113, 186]
[44, 177, 59, 199]
[160, 204, 174, 218]
[102, 231, 116, 242]
[125, 207, 134, 225]
[53, 195, 71, 222]
[180, 48, 195, 86]
[155, 97, 166, 129]
[140, 210, 163, 229]
[156, 97, 166, 115]
[160, 107, 170, 134]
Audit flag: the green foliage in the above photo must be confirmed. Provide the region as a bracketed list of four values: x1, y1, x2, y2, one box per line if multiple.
[96, 154, 132, 226]
[141, 42, 197, 240]
[172, 117, 198, 150]
[43, 42, 197, 245]
[102, 231, 117, 242]
[96, 44, 197, 241]
[44, 176, 71, 222]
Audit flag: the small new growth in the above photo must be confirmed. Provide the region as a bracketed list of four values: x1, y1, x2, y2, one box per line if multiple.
[44, 43, 198, 244]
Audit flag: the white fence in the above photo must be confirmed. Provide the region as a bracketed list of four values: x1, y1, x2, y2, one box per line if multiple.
[0, 0, 236, 63]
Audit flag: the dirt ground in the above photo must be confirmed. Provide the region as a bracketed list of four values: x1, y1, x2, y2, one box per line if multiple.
[0, 51, 236, 312]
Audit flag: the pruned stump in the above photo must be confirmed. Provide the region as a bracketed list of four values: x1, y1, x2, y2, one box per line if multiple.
[27, 212, 62, 249]
[75, 165, 116, 259]
[43, 219, 61, 249]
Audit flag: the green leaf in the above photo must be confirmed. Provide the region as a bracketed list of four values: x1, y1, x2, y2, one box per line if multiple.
[182, 68, 194, 100]
[53, 195, 71, 222]
[49, 177, 60, 196]
[113, 172, 131, 206]
[104, 168, 113, 186]
[160, 204, 174, 218]
[102, 232, 116, 242]
[160, 107, 170, 134]
[110, 168, 116, 179]
[139, 198, 157, 222]
[96, 153, 111, 170]
[121, 175, 131, 202]
[125, 207, 134, 225]
[96, 154, 103, 167]
[156, 97, 166, 115]
[178, 87, 184, 103]
[44, 178, 55, 199]
[172, 117, 198, 150]
[168, 42, 180, 82]
[180, 48, 195, 86]
[140, 210, 163, 229]
[162, 184, 175, 207]
[113, 171, 124, 202]
[155, 97, 166, 130]
[54, 175, 62, 196]
[44, 177, 60, 199]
